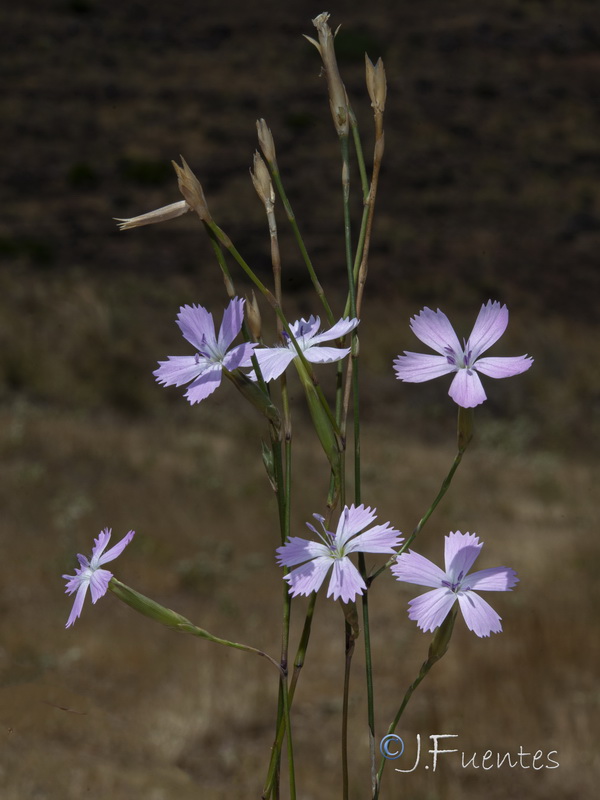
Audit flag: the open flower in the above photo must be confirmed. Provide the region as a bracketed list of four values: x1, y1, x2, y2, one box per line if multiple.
[391, 531, 518, 637]
[154, 298, 257, 404]
[277, 505, 402, 603]
[393, 301, 533, 408]
[63, 528, 135, 628]
[250, 315, 359, 382]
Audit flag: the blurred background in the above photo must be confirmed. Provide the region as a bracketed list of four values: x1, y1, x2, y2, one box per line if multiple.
[1, 0, 599, 797]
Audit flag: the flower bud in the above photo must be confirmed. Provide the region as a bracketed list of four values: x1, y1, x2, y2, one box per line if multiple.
[305, 13, 349, 137]
[251, 151, 275, 210]
[246, 290, 262, 341]
[256, 118, 277, 165]
[172, 157, 212, 222]
[365, 55, 387, 114]
[114, 200, 190, 231]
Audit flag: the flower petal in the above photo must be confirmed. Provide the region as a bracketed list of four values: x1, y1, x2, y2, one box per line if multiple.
[462, 566, 519, 592]
[474, 355, 533, 378]
[97, 530, 135, 566]
[88, 568, 113, 603]
[344, 524, 402, 554]
[176, 304, 216, 351]
[290, 316, 321, 341]
[251, 347, 296, 382]
[276, 537, 330, 567]
[65, 580, 90, 628]
[154, 356, 207, 387]
[407, 588, 457, 632]
[303, 345, 350, 364]
[184, 364, 223, 404]
[409, 307, 463, 357]
[334, 504, 377, 548]
[309, 317, 359, 345]
[448, 368, 487, 407]
[327, 558, 366, 602]
[467, 301, 508, 361]
[284, 556, 332, 597]
[217, 298, 245, 352]
[222, 342, 257, 371]
[393, 352, 456, 383]
[444, 531, 482, 579]
[392, 550, 447, 588]
[457, 591, 503, 637]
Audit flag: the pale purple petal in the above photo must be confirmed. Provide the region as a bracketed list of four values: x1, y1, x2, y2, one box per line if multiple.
[176, 304, 216, 350]
[409, 307, 462, 356]
[97, 530, 135, 566]
[407, 588, 457, 632]
[65, 581, 90, 628]
[344, 524, 402, 554]
[444, 531, 482, 578]
[309, 317, 359, 345]
[251, 347, 296, 382]
[462, 566, 519, 592]
[393, 352, 456, 383]
[468, 301, 508, 361]
[327, 558, 366, 602]
[448, 368, 487, 408]
[334, 504, 378, 548]
[89, 529, 112, 561]
[88, 568, 113, 603]
[217, 297, 245, 352]
[457, 592, 503, 637]
[276, 537, 331, 567]
[392, 550, 447, 588]
[284, 556, 332, 597]
[290, 316, 321, 340]
[154, 356, 207, 387]
[222, 342, 257, 371]
[184, 364, 223, 404]
[475, 355, 533, 378]
[304, 345, 351, 364]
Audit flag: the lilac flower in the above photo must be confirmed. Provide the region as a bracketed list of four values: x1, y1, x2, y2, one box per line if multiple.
[250, 315, 359, 382]
[154, 298, 257, 404]
[393, 301, 533, 408]
[277, 505, 402, 603]
[391, 531, 518, 637]
[63, 529, 135, 628]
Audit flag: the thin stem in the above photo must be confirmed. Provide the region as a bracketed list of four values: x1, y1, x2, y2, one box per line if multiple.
[267, 164, 336, 325]
[369, 447, 466, 584]
[263, 593, 318, 798]
[341, 620, 355, 800]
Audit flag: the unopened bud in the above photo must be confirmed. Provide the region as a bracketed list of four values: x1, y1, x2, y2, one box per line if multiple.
[172, 157, 212, 222]
[306, 13, 349, 136]
[365, 55, 387, 114]
[114, 200, 190, 231]
[246, 291, 262, 340]
[256, 119, 277, 165]
[251, 151, 275, 210]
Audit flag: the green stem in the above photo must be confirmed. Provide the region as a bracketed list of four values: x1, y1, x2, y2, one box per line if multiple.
[109, 579, 282, 673]
[369, 445, 467, 584]
[373, 608, 457, 798]
[263, 593, 318, 798]
[267, 165, 335, 325]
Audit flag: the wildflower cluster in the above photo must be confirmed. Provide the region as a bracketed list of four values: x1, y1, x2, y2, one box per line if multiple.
[62, 13, 535, 799]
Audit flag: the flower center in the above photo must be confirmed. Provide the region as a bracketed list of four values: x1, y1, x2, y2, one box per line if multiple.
[444, 340, 474, 372]
[442, 570, 467, 593]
